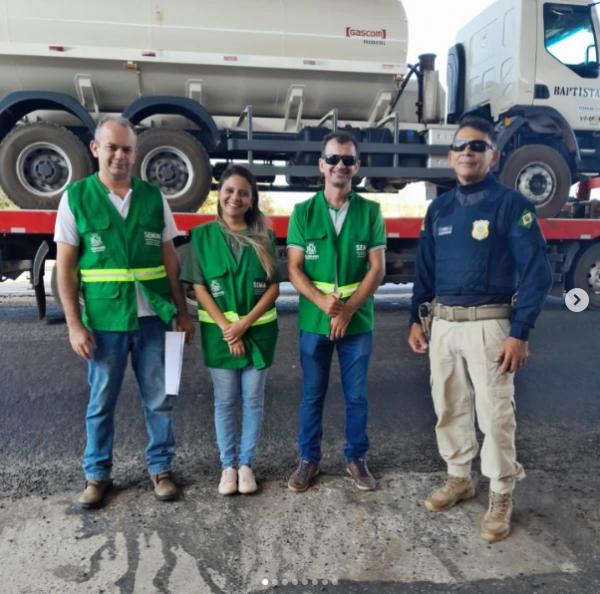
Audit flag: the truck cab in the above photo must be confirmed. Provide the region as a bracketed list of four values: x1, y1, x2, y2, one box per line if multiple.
[449, 0, 600, 217]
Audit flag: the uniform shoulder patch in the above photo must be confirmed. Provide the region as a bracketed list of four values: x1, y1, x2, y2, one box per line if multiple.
[518, 209, 536, 229]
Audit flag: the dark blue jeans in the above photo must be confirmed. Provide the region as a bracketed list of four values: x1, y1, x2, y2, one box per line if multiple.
[298, 330, 372, 463]
[83, 316, 175, 480]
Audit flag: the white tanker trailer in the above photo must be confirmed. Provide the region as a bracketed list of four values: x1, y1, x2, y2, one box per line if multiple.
[0, 0, 597, 216]
[0, 0, 444, 211]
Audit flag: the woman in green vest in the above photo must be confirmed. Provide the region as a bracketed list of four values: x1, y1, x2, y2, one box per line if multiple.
[181, 165, 279, 495]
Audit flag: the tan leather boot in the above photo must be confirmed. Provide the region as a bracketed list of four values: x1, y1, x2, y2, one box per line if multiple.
[424, 476, 476, 511]
[481, 491, 513, 542]
[77, 479, 112, 509]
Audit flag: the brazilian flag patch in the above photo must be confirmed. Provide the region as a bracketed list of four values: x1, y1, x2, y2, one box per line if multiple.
[518, 209, 535, 229]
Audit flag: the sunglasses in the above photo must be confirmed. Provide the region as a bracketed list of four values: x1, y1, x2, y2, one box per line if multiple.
[322, 153, 357, 167]
[449, 139, 494, 153]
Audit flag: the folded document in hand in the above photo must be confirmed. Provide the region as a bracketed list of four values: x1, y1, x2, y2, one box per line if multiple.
[165, 331, 185, 395]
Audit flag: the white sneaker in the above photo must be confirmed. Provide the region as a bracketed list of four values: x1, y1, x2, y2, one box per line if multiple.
[238, 465, 257, 494]
[218, 467, 237, 496]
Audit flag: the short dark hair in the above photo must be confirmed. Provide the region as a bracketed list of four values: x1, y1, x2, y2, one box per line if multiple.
[321, 130, 360, 157]
[455, 116, 497, 144]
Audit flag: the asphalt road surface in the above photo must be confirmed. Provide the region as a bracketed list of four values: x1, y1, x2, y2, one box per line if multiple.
[0, 288, 599, 594]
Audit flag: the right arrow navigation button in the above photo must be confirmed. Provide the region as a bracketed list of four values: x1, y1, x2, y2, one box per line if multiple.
[565, 288, 589, 313]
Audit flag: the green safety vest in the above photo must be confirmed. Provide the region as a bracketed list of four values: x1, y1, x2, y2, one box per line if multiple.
[191, 221, 278, 370]
[69, 174, 176, 331]
[288, 191, 385, 336]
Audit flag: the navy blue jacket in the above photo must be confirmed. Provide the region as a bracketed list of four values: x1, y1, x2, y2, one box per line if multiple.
[411, 175, 553, 340]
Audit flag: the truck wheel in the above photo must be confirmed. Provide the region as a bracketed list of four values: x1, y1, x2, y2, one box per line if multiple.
[0, 123, 93, 209]
[134, 129, 212, 212]
[571, 243, 600, 309]
[499, 145, 571, 218]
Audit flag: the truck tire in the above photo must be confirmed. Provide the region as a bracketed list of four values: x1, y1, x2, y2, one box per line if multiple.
[0, 123, 93, 209]
[499, 145, 571, 218]
[134, 128, 212, 212]
[571, 243, 600, 309]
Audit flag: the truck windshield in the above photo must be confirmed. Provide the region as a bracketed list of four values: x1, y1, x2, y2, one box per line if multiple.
[544, 3, 598, 78]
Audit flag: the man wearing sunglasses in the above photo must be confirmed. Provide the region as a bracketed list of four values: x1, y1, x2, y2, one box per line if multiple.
[408, 116, 552, 542]
[286, 131, 386, 493]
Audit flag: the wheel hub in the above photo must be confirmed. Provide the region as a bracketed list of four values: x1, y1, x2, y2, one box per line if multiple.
[141, 146, 193, 198]
[32, 156, 60, 184]
[588, 261, 600, 294]
[16, 142, 72, 196]
[155, 159, 177, 184]
[517, 165, 555, 205]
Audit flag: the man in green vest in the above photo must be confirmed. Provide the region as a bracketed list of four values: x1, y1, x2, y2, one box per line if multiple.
[286, 131, 386, 492]
[55, 116, 194, 508]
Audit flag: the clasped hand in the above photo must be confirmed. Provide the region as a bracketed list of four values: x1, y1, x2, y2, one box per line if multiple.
[319, 293, 352, 341]
[221, 319, 250, 357]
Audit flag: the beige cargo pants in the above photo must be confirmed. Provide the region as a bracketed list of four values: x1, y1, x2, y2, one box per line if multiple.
[429, 317, 525, 494]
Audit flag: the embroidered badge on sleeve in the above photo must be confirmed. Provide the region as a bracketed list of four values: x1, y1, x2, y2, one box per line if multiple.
[518, 210, 535, 229]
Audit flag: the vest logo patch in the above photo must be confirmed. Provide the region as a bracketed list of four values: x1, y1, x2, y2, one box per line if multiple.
[471, 220, 490, 241]
[253, 280, 267, 295]
[305, 242, 319, 260]
[355, 243, 367, 258]
[210, 280, 224, 298]
[144, 231, 161, 247]
[89, 233, 106, 253]
[518, 210, 535, 229]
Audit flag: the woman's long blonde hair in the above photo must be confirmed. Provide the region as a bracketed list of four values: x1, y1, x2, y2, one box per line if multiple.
[216, 165, 277, 279]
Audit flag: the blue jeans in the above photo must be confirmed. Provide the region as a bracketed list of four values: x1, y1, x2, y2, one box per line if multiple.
[83, 316, 175, 480]
[298, 330, 372, 463]
[209, 366, 268, 468]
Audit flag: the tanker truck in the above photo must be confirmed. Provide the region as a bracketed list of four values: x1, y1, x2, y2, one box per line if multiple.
[2, 0, 600, 311]
[0, 0, 448, 213]
[1, 0, 598, 217]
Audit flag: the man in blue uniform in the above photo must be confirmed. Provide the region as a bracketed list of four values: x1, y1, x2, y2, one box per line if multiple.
[408, 116, 552, 542]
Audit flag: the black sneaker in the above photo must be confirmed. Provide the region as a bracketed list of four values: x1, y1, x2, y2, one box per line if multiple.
[287, 459, 320, 492]
[346, 458, 376, 491]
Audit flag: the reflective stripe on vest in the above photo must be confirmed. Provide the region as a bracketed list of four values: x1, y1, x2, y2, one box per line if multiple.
[198, 307, 277, 326]
[313, 281, 360, 299]
[80, 265, 167, 283]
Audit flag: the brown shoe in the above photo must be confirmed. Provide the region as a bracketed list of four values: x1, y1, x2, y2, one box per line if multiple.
[346, 458, 376, 491]
[287, 459, 319, 492]
[424, 476, 476, 512]
[150, 472, 179, 501]
[77, 479, 112, 509]
[481, 491, 513, 543]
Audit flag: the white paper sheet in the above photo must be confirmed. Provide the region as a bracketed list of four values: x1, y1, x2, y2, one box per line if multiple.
[165, 331, 185, 395]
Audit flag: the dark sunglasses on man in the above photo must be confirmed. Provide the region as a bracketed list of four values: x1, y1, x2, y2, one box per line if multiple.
[322, 153, 357, 167]
[449, 139, 494, 153]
